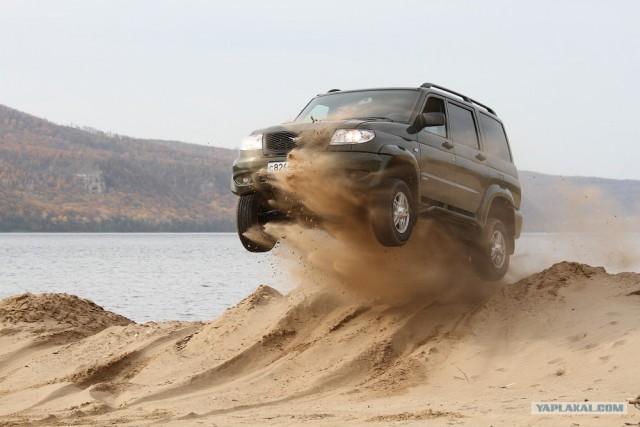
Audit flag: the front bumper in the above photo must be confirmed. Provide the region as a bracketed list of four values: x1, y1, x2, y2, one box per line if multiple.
[231, 150, 392, 196]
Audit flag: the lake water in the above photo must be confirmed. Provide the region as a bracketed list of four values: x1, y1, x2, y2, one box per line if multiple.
[1, 233, 639, 323]
[0, 233, 286, 323]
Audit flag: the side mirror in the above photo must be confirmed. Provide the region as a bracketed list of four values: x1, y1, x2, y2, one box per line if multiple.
[406, 112, 446, 135]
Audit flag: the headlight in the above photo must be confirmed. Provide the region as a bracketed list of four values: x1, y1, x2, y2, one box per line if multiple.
[240, 134, 263, 150]
[330, 129, 375, 145]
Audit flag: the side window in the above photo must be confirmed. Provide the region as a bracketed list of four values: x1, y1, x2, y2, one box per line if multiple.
[448, 103, 479, 149]
[422, 96, 446, 138]
[479, 113, 512, 161]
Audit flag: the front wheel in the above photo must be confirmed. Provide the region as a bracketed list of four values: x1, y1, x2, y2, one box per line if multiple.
[236, 193, 276, 252]
[371, 179, 415, 247]
[470, 217, 511, 281]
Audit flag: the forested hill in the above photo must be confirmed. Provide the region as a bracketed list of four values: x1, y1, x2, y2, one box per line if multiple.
[519, 171, 640, 232]
[0, 104, 237, 231]
[2, 104, 639, 233]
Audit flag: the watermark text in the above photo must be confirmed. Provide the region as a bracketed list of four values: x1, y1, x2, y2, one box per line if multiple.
[531, 402, 627, 415]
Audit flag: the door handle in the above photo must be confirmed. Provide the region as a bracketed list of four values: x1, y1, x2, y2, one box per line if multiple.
[475, 153, 487, 161]
[441, 141, 454, 150]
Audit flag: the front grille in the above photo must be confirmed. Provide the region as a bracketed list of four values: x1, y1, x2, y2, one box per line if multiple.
[264, 132, 298, 155]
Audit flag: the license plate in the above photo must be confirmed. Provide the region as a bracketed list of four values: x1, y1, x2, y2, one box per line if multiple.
[267, 161, 290, 172]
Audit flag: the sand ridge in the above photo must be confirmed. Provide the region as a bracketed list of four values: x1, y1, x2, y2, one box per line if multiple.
[0, 262, 639, 426]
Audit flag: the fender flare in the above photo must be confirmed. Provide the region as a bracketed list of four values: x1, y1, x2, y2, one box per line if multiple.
[477, 184, 516, 226]
[376, 145, 421, 202]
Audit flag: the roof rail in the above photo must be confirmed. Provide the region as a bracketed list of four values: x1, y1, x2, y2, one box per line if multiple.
[420, 83, 496, 116]
[327, 89, 341, 93]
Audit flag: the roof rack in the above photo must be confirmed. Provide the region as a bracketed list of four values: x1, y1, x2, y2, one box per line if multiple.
[420, 83, 496, 116]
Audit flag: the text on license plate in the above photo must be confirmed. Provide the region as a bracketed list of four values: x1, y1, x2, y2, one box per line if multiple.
[267, 161, 290, 172]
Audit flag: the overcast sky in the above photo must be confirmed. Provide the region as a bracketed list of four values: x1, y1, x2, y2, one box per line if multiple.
[1, 0, 639, 179]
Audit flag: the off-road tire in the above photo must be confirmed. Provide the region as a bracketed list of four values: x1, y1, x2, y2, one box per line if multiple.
[372, 179, 415, 247]
[471, 217, 510, 281]
[237, 193, 276, 252]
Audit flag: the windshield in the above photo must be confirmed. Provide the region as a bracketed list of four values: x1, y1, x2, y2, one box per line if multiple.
[294, 89, 420, 123]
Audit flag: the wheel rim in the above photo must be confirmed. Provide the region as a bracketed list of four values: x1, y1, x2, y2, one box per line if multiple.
[490, 230, 506, 269]
[392, 191, 410, 234]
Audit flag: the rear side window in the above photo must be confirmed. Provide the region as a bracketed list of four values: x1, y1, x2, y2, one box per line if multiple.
[479, 113, 512, 161]
[448, 103, 479, 148]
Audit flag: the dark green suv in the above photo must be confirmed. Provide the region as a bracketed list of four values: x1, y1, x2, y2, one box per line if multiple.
[231, 83, 522, 280]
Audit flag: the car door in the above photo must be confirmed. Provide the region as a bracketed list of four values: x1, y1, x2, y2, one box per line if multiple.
[416, 95, 458, 207]
[446, 101, 485, 213]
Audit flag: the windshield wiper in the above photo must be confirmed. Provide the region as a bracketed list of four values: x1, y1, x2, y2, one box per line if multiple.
[353, 116, 394, 122]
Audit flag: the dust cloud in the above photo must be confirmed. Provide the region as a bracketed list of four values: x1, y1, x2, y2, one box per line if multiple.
[559, 183, 639, 269]
[508, 181, 640, 281]
[260, 146, 480, 301]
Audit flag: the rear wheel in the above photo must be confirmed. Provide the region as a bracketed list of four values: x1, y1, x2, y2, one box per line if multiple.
[372, 179, 415, 247]
[470, 217, 510, 281]
[237, 193, 276, 252]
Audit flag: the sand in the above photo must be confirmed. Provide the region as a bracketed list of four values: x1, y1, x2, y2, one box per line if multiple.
[1, 261, 639, 426]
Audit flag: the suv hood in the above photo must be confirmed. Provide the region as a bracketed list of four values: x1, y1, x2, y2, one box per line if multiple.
[253, 120, 374, 152]
[252, 119, 367, 136]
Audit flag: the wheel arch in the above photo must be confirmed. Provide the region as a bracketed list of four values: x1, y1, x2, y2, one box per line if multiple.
[478, 186, 516, 254]
[377, 146, 420, 209]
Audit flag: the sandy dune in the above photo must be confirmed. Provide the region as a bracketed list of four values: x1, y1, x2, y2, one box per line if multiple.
[1, 262, 639, 426]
